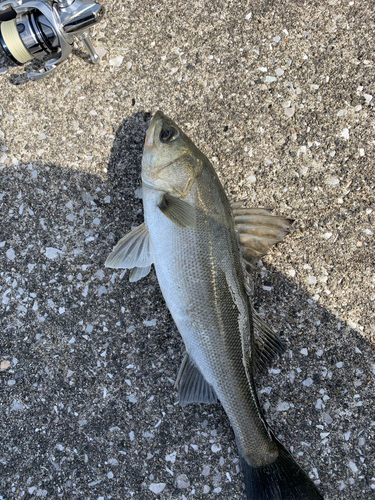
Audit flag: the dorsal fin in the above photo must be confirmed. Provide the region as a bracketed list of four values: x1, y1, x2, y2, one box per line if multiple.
[251, 306, 283, 374]
[174, 353, 217, 407]
[231, 205, 294, 268]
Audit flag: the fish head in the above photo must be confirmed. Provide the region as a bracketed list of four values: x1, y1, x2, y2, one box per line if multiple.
[142, 111, 203, 197]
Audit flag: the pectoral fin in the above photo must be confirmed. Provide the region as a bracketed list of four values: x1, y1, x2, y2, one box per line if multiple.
[232, 205, 294, 268]
[158, 193, 196, 228]
[175, 353, 217, 407]
[105, 223, 154, 271]
[129, 265, 152, 282]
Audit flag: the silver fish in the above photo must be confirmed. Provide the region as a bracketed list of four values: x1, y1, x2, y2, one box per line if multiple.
[106, 111, 324, 500]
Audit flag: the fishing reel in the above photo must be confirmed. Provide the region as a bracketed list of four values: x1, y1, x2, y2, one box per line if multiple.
[0, 0, 104, 81]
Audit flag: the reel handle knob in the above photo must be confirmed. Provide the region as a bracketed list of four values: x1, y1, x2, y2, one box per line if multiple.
[78, 31, 99, 64]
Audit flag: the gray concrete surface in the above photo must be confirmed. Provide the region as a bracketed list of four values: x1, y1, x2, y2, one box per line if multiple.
[0, 0, 374, 499]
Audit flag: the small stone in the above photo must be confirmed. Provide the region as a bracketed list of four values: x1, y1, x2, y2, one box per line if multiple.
[109, 55, 124, 67]
[284, 106, 295, 118]
[45, 247, 63, 259]
[246, 174, 256, 183]
[265, 75, 277, 83]
[211, 443, 222, 453]
[0, 360, 10, 370]
[337, 109, 347, 117]
[175, 474, 190, 489]
[322, 412, 333, 424]
[276, 402, 290, 411]
[327, 178, 340, 186]
[202, 465, 211, 476]
[341, 128, 350, 140]
[95, 46, 107, 58]
[6, 248, 15, 260]
[348, 461, 358, 473]
[275, 68, 284, 76]
[302, 378, 313, 387]
[273, 36, 281, 42]
[149, 483, 166, 494]
[166, 451, 177, 463]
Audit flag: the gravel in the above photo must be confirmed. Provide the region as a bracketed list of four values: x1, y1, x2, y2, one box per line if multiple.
[0, 1, 374, 499]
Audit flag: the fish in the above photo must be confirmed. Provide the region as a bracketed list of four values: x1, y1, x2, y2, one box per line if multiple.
[105, 111, 324, 500]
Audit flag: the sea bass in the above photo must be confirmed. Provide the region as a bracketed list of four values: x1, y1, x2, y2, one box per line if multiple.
[106, 111, 324, 500]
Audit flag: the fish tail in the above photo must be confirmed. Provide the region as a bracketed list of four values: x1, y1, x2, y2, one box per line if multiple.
[240, 441, 324, 500]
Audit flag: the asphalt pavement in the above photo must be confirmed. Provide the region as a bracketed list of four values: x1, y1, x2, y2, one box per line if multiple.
[0, 1, 374, 499]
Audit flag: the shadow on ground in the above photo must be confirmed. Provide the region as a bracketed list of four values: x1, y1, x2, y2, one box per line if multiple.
[0, 112, 374, 499]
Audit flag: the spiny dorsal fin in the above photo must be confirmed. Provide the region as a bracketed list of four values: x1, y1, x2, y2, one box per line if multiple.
[251, 306, 284, 374]
[175, 353, 217, 407]
[158, 193, 196, 228]
[105, 222, 154, 271]
[231, 205, 294, 268]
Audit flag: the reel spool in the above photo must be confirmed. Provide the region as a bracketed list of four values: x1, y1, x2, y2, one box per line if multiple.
[0, 0, 104, 81]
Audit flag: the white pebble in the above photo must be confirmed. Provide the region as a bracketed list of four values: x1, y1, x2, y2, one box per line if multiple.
[341, 128, 350, 140]
[289, 269, 296, 277]
[302, 378, 313, 387]
[211, 443, 222, 453]
[202, 465, 210, 476]
[284, 106, 295, 118]
[275, 68, 284, 76]
[166, 451, 177, 463]
[322, 412, 333, 424]
[327, 178, 340, 186]
[265, 76, 277, 83]
[348, 461, 358, 473]
[273, 36, 281, 43]
[109, 56, 124, 67]
[247, 174, 256, 183]
[149, 483, 166, 494]
[6, 248, 15, 260]
[143, 318, 157, 327]
[300, 348, 308, 356]
[364, 94, 373, 104]
[337, 109, 347, 117]
[45, 247, 63, 259]
[276, 402, 290, 411]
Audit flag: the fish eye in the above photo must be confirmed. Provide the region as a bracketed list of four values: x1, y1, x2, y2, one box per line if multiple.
[160, 127, 177, 142]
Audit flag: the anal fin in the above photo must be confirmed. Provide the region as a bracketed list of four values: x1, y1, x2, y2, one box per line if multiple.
[175, 353, 217, 407]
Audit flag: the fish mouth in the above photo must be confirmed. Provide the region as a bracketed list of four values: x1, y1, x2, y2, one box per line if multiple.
[144, 111, 166, 149]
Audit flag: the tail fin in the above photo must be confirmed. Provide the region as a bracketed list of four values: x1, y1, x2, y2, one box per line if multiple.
[240, 442, 324, 500]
